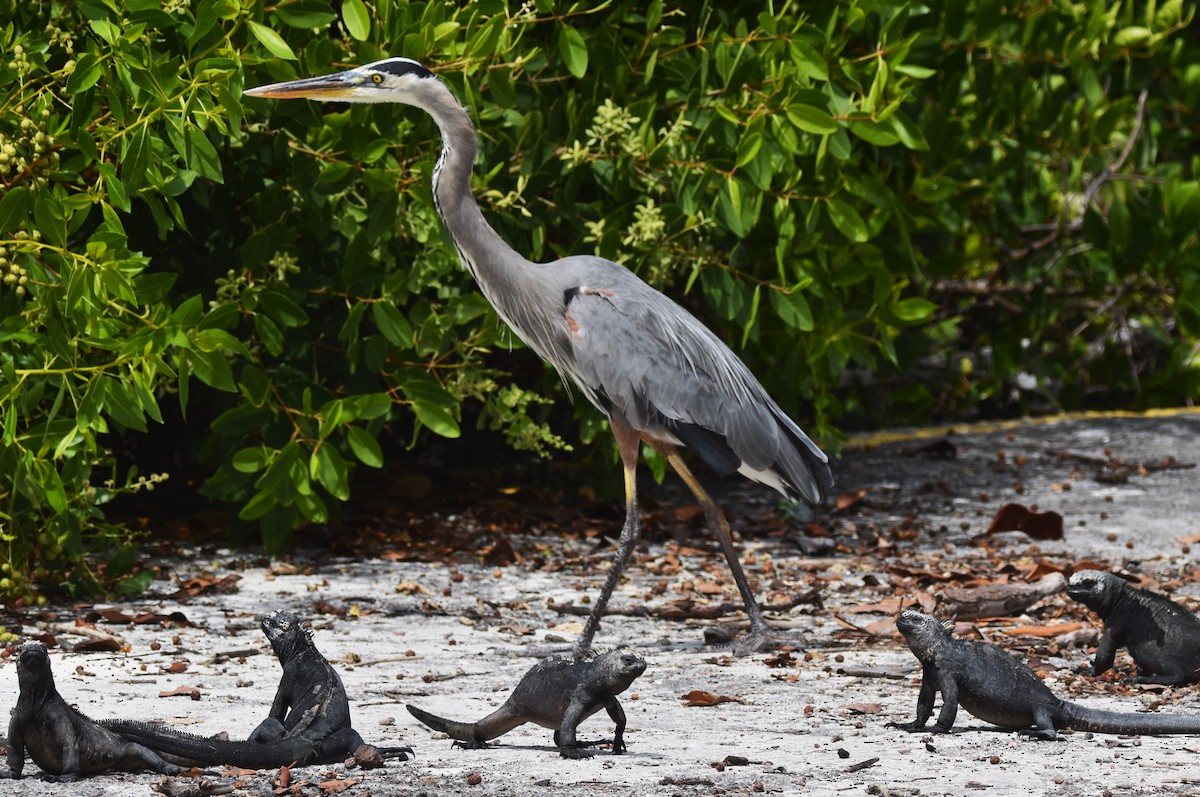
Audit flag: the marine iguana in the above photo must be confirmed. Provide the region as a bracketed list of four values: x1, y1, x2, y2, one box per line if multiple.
[1066, 569, 1200, 685]
[4, 641, 186, 781]
[890, 610, 1200, 740]
[407, 648, 647, 758]
[105, 610, 410, 768]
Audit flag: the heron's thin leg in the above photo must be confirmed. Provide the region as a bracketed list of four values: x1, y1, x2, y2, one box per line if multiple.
[654, 442, 770, 655]
[575, 415, 642, 659]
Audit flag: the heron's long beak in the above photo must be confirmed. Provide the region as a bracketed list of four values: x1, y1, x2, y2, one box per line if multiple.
[244, 70, 362, 100]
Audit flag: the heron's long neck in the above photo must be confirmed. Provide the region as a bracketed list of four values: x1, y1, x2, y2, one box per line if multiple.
[420, 83, 530, 317]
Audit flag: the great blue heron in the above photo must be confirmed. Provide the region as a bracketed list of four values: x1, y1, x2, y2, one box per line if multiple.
[245, 57, 834, 655]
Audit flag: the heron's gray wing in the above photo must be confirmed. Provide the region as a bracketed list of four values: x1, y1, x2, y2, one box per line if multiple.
[561, 281, 831, 503]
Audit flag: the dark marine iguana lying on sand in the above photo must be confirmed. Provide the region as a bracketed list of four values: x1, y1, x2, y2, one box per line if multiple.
[407, 648, 647, 758]
[105, 610, 411, 768]
[891, 610, 1200, 740]
[1067, 569, 1200, 685]
[4, 641, 187, 781]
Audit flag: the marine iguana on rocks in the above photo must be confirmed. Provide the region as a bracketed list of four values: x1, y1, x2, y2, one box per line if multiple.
[105, 610, 410, 768]
[891, 610, 1200, 740]
[407, 648, 647, 758]
[4, 641, 186, 781]
[1067, 569, 1200, 685]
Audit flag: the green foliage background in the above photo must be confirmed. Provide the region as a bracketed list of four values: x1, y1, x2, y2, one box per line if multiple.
[0, 0, 1196, 598]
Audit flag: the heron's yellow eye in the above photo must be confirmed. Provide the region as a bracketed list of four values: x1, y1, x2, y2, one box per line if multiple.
[372, 74, 383, 84]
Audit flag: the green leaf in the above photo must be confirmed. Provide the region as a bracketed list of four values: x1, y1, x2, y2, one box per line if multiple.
[187, 349, 237, 392]
[257, 290, 309, 327]
[893, 297, 936, 323]
[371, 303, 413, 347]
[239, 487, 278, 521]
[825, 198, 869, 243]
[247, 20, 297, 60]
[769, 289, 815, 332]
[789, 41, 829, 81]
[0, 186, 30, 234]
[848, 119, 900, 146]
[558, 26, 589, 79]
[341, 0, 370, 41]
[411, 400, 461, 438]
[346, 426, 384, 467]
[232, 447, 270, 473]
[185, 127, 224, 183]
[275, 0, 338, 27]
[786, 103, 838, 135]
[67, 53, 104, 93]
[352, 393, 393, 420]
[314, 445, 350, 499]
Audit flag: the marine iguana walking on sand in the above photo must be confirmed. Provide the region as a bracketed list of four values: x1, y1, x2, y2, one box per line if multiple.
[4, 641, 186, 781]
[1067, 569, 1200, 685]
[105, 610, 410, 768]
[407, 649, 647, 758]
[891, 610, 1200, 740]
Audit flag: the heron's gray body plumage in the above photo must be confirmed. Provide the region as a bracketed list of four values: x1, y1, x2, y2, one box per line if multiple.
[418, 74, 830, 504]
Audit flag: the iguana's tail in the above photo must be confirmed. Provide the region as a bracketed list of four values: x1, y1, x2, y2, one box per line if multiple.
[1061, 702, 1200, 735]
[103, 720, 317, 768]
[406, 704, 479, 743]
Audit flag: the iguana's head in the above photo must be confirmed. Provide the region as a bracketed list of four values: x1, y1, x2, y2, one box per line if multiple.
[595, 648, 647, 693]
[896, 609, 953, 659]
[15, 640, 53, 691]
[261, 610, 312, 658]
[1066, 569, 1120, 612]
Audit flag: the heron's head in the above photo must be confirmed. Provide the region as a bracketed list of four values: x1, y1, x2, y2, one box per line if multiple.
[244, 57, 437, 104]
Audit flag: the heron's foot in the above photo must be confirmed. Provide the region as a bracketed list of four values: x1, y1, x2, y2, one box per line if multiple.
[732, 624, 772, 657]
[702, 622, 773, 655]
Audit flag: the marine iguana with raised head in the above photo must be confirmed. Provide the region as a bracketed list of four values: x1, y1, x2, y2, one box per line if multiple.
[891, 610, 1200, 740]
[105, 610, 410, 768]
[407, 648, 647, 758]
[1067, 569, 1200, 685]
[4, 641, 186, 781]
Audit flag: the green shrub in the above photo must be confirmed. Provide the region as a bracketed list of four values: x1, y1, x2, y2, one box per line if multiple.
[0, 0, 1195, 599]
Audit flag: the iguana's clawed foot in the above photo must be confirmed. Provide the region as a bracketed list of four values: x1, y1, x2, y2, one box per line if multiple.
[451, 740, 489, 750]
[559, 746, 596, 759]
[1017, 728, 1059, 741]
[886, 720, 933, 733]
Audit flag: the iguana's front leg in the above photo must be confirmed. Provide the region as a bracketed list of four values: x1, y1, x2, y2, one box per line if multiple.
[928, 671, 960, 733]
[604, 698, 628, 754]
[1083, 628, 1118, 676]
[556, 690, 596, 760]
[889, 663, 938, 732]
[5, 719, 25, 779]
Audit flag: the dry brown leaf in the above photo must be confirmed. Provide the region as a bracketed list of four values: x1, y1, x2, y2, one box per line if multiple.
[835, 489, 868, 512]
[481, 536, 523, 566]
[1000, 622, 1085, 638]
[843, 598, 905, 614]
[985, 503, 1064, 540]
[840, 703, 883, 714]
[762, 652, 799, 668]
[162, 660, 188, 674]
[317, 778, 358, 793]
[680, 690, 743, 707]
[158, 685, 202, 700]
[72, 636, 123, 653]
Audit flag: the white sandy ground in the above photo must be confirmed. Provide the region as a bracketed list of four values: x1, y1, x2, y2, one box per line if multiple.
[1, 412, 1200, 797]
